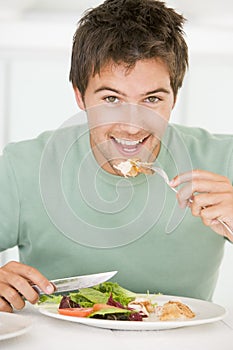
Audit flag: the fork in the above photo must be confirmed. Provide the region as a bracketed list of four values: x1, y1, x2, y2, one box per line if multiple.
[137, 162, 233, 237]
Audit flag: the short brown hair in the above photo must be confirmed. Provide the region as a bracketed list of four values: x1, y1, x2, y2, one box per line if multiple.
[69, 0, 188, 98]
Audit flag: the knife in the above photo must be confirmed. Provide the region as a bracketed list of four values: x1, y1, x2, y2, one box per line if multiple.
[32, 270, 118, 295]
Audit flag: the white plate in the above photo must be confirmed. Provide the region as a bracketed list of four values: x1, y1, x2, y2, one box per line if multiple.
[38, 294, 227, 331]
[0, 312, 32, 340]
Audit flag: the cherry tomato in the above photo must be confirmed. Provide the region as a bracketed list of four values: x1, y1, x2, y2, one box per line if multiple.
[58, 307, 94, 317]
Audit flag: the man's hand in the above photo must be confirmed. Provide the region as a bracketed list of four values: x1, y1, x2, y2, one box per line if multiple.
[0, 261, 54, 312]
[170, 169, 233, 240]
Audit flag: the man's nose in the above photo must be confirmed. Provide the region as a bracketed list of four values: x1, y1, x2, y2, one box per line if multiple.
[119, 122, 142, 135]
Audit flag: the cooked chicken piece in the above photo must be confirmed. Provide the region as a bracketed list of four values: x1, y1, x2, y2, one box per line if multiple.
[128, 298, 156, 316]
[159, 301, 195, 321]
[113, 159, 154, 177]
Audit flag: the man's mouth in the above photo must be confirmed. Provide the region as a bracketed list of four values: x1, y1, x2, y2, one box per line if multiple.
[111, 136, 149, 155]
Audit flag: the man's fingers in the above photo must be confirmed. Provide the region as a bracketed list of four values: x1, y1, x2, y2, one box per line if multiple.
[170, 169, 230, 187]
[0, 261, 55, 312]
[1, 272, 39, 304]
[0, 269, 40, 310]
[0, 282, 26, 310]
[190, 192, 233, 217]
[176, 181, 231, 208]
[3, 261, 54, 295]
[0, 296, 13, 312]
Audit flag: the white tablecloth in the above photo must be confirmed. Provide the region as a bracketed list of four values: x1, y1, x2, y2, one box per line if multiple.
[1, 303, 233, 350]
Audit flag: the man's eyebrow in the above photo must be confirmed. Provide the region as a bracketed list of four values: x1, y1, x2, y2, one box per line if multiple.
[142, 88, 171, 95]
[94, 86, 127, 96]
[94, 86, 171, 95]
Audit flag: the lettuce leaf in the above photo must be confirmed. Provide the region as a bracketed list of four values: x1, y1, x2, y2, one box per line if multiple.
[38, 294, 63, 304]
[38, 282, 136, 308]
[70, 288, 109, 306]
[89, 307, 131, 318]
[93, 282, 136, 307]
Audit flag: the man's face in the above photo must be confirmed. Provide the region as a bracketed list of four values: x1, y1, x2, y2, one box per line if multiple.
[74, 58, 175, 175]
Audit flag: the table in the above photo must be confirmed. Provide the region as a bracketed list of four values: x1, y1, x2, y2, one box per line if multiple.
[1, 303, 233, 350]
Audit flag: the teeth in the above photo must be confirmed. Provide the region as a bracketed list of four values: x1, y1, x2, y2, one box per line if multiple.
[114, 137, 144, 146]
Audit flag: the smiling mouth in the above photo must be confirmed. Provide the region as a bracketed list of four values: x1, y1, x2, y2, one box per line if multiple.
[111, 136, 149, 155]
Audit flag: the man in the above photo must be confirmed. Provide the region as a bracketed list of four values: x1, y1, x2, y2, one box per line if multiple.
[0, 0, 232, 313]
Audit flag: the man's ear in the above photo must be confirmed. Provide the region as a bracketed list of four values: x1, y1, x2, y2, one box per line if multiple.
[73, 87, 85, 110]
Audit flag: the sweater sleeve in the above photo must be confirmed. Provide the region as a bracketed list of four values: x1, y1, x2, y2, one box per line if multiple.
[0, 148, 20, 251]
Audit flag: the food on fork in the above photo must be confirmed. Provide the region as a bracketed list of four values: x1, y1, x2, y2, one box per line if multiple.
[113, 158, 154, 177]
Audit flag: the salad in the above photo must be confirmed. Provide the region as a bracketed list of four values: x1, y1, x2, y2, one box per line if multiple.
[38, 282, 195, 322]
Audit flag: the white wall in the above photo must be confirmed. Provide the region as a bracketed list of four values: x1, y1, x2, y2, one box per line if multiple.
[0, 5, 233, 305]
[0, 17, 80, 150]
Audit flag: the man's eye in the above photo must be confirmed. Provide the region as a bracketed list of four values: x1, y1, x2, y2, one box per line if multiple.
[145, 96, 159, 103]
[105, 96, 119, 103]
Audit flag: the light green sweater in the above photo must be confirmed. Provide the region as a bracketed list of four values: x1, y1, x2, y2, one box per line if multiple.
[0, 123, 232, 300]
